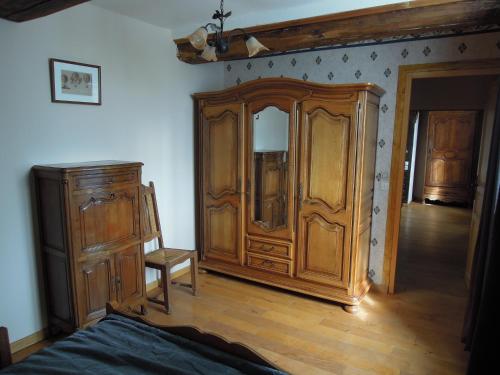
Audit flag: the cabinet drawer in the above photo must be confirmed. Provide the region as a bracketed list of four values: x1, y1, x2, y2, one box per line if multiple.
[247, 253, 291, 276]
[247, 237, 291, 259]
[74, 171, 138, 189]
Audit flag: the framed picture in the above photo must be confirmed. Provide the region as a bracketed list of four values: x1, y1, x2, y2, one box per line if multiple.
[49, 58, 101, 105]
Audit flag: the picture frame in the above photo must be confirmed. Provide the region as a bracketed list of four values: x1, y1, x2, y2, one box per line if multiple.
[49, 58, 101, 105]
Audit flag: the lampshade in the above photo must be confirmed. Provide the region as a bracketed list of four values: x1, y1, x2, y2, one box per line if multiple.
[245, 36, 269, 57]
[188, 27, 208, 50]
[201, 44, 218, 61]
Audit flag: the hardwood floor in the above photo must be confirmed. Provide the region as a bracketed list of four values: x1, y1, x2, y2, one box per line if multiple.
[14, 203, 471, 374]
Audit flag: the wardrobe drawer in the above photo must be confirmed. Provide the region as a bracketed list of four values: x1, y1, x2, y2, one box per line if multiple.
[247, 237, 291, 259]
[74, 171, 138, 190]
[247, 253, 291, 276]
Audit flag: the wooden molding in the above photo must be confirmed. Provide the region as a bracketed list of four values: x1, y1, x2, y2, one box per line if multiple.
[383, 58, 500, 294]
[10, 328, 48, 354]
[175, 0, 500, 64]
[193, 77, 384, 103]
[0, 0, 89, 22]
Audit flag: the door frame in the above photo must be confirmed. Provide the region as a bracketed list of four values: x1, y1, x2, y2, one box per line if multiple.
[383, 58, 500, 294]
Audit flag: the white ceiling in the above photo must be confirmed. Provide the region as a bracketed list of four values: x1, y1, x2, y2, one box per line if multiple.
[91, 0, 406, 38]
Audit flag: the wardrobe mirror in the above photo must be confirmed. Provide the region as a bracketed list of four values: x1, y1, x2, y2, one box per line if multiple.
[252, 106, 289, 231]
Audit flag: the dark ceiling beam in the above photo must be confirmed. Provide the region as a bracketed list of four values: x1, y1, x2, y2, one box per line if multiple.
[174, 0, 500, 64]
[0, 0, 89, 22]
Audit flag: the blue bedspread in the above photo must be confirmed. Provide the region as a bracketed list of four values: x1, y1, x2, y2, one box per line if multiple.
[1, 314, 287, 374]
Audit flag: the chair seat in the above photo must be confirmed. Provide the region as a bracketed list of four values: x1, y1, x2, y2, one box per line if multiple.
[145, 248, 194, 268]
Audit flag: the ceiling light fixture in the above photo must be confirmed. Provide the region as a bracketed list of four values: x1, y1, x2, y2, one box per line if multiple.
[187, 0, 269, 62]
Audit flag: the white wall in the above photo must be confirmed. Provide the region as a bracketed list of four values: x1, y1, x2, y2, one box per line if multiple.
[0, 3, 223, 342]
[224, 30, 500, 284]
[92, 0, 405, 39]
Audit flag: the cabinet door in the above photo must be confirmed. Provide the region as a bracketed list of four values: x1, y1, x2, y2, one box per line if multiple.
[72, 187, 141, 256]
[115, 245, 144, 304]
[296, 100, 357, 287]
[77, 257, 116, 325]
[201, 103, 243, 264]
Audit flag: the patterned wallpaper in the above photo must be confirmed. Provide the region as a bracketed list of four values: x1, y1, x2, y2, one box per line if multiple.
[223, 30, 500, 284]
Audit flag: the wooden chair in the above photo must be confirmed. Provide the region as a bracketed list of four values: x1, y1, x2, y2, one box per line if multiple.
[142, 182, 198, 314]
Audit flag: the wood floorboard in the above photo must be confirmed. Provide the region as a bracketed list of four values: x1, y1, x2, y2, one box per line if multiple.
[14, 203, 470, 374]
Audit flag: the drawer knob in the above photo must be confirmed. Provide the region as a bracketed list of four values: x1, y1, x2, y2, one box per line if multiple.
[259, 245, 275, 252]
[262, 260, 274, 268]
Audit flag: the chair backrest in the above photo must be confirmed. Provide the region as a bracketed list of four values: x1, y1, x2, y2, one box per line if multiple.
[141, 181, 165, 248]
[0, 327, 12, 370]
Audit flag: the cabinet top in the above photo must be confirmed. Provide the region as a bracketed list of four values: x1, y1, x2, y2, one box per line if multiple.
[32, 160, 143, 172]
[193, 77, 385, 101]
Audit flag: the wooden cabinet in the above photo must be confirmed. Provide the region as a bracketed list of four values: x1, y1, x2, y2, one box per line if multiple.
[423, 111, 480, 204]
[33, 161, 146, 332]
[195, 78, 383, 310]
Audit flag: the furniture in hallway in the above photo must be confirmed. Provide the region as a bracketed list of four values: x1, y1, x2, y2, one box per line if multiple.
[142, 182, 198, 314]
[194, 78, 383, 311]
[423, 110, 480, 205]
[32, 161, 147, 332]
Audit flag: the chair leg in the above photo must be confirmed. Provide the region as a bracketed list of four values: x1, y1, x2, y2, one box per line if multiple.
[190, 254, 198, 296]
[161, 267, 172, 314]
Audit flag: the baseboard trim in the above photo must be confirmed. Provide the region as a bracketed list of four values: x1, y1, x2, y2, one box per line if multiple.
[11, 266, 191, 352]
[10, 328, 49, 354]
[146, 266, 190, 291]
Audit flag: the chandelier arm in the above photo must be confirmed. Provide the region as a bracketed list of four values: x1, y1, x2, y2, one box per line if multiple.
[192, 0, 266, 59]
[204, 23, 220, 32]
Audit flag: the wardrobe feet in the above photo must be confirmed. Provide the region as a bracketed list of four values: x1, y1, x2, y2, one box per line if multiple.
[343, 304, 360, 314]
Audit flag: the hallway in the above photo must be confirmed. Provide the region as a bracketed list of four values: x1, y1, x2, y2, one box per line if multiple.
[396, 203, 472, 296]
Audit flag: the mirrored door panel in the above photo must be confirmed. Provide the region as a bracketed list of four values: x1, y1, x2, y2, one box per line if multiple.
[250, 105, 290, 234]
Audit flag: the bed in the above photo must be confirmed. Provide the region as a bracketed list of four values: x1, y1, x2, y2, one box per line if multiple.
[0, 303, 287, 374]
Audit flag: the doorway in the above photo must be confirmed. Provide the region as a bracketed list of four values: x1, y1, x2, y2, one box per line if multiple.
[384, 59, 500, 294]
[397, 75, 494, 294]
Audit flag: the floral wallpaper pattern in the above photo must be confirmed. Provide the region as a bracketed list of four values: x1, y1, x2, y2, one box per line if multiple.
[223, 30, 500, 284]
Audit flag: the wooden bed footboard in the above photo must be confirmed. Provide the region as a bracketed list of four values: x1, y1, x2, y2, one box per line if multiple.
[0, 305, 284, 372]
[0, 327, 12, 370]
[105, 302, 284, 372]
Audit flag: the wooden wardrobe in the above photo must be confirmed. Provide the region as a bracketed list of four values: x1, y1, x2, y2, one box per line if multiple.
[423, 111, 480, 205]
[33, 161, 147, 332]
[194, 78, 383, 311]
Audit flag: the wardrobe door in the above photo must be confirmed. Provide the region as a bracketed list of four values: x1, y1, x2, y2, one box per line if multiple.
[296, 100, 357, 287]
[424, 111, 479, 204]
[246, 98, 296, 242]
[201, 103, 244, 264]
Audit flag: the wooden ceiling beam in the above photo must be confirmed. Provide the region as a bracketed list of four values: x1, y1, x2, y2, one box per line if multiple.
[0, 0, 89, 22]
[174, 0, 500, 64]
